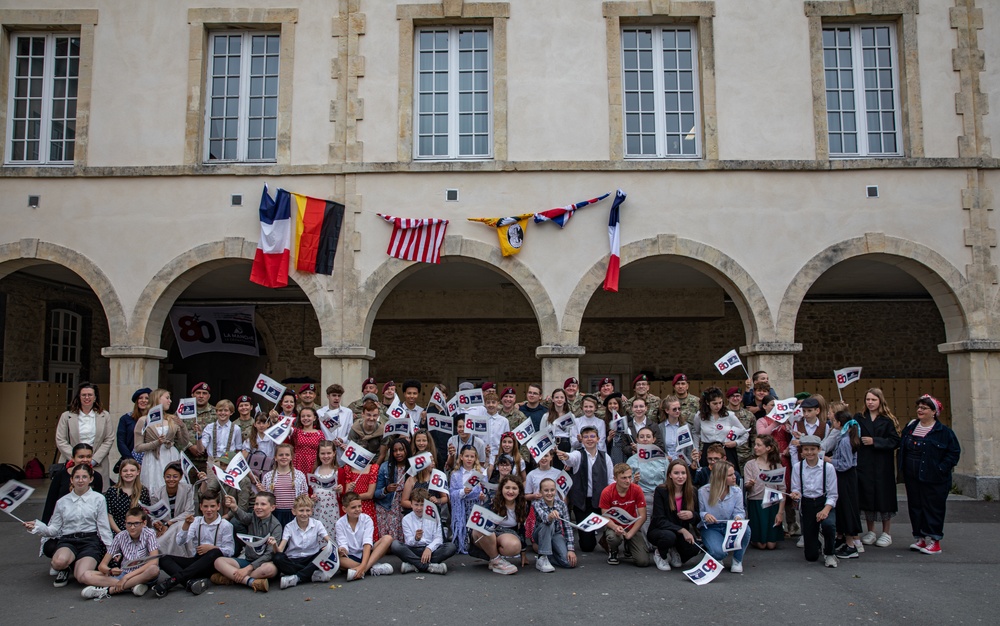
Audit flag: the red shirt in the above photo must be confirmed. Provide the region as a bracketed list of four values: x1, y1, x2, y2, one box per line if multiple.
[599, 482, 646, 526]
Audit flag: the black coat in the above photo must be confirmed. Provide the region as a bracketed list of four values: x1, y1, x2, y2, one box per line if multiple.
[648, 485, 700, 534]
[898, 420, 961, 484]
[855, 411, 900, 513]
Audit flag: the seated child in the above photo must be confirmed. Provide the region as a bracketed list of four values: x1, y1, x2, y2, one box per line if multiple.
[211, 492, 282, 592]
[530, 478, 576, 572]
[153, 493, 234, 597]
[274, 494, 335, 589]
[600, 463, 649, 567]
[79, 507, 160, 599]
[391, 488, 456, 575]
[335, 492, 395, 581]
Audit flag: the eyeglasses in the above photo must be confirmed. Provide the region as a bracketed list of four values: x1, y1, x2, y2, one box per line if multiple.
[125, 521, 144, 527]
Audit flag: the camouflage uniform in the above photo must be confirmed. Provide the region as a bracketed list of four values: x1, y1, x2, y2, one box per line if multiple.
[565, 395, 583, 416]
[626, 393, 661, 424]
[348, 398, 389, 420]
[182, 405, 216, 472]
[677, 395, 699, 425]
[502, 409, 532, 462]
[732, 406, 756, 472]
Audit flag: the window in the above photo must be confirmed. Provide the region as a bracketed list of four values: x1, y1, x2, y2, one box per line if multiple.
[204, 31, 280, 163]
[621, 27, 701, 158]
[6, 33, 79, 164]
[49, 309, 82, 403]
[822, 24, 901, 157]
[414, 26, 492, 159]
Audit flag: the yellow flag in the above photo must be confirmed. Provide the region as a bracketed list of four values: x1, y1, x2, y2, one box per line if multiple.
[468, 213, 533, 256]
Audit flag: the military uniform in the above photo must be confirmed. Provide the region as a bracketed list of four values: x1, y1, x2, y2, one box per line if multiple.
[677, 395, 699, 425]
[627, 393, 661, 424]
[504, 409, 532, 461]
[181, 405, 216, 472]
[732, 406, 756, 471]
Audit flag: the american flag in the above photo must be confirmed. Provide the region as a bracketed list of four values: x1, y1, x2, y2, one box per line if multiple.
[378, 215, 449, 264]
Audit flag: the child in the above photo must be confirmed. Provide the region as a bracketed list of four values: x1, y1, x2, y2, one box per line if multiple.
[289, 407, 325, 476]
[259, 443, 308, 526]
[212, 492, 282, 592]
[42, 443, 105, 525]
[487, 433, 525, 480]
[698, 460, 749, 573]
[391, 488, 456, 574]
[153, 493, 235, 597]
[274, 494, 335, 588]
[482, 390, 511, 465]
[691, 387, 747, 471]
[647, 459, 701, 571]
[557, 425, 613, 553]
[600, 463, 649, 567]
[375, 438, 410, 543]
[468, 475, 527, 575]
[104, 458, 150, 534]
[524, 450, 561, 501]
[603, 393, 633, 465]
[202, 399, 243, 469]
[450, 445, 486, 552]
[789, 397, 827, 468]
[335, 492, 394, 581]
[243, 412, 276, 481]
[692, 443, 726, 488]
[79, 507, 160, 599]
[743, 435, 786, 549]
[830, 410, 862, 560]
[626, 426, 667, 541]
[531, 478, 576, 572]
[446, 416, 486, 471]
[789, 434, 839, 568]
[571, 395, 607, 452]
[310, 441, 343, 532]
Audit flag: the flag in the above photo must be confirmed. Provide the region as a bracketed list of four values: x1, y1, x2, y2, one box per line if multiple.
[603, 189, 626, 292]
[378, 214, 449, 264]
[0, 480, 35, 517]
[683, 552, 723, 585]
[723, 519, 748, 551]
[533, 192, 611, 228]
[468, 213, 534, 256]
[714, 349, 743, 376]
[834, 366, 863, 389]
[250, 185, 292, 288]
[762, 487, 785, 509]
[292, 192, 345, 275]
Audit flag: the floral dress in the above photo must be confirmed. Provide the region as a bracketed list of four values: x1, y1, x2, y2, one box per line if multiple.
[310, 468, 340, 531]
[339, 464, 380, 543]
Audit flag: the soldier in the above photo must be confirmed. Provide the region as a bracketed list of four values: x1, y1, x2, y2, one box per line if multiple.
[297, 383, 319, 413]
[726, 386, 756, 472]
[627, 374, 660, 424]
[594, 377, 615, 421]
[348, 377, 379, 416]
[672, 374, 699, 425]
[185, 382, 215, 472]
[563, 377, 582, 415]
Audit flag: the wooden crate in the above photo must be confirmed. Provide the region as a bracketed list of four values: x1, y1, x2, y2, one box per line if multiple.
[0, 382, 69, 467]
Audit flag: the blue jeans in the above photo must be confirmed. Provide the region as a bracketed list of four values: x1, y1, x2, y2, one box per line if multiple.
[532, 522, 572, 568]
[701, 522, 748, 563]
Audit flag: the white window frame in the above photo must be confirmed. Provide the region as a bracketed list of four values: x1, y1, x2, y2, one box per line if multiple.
[5, 32, 80, 165]
[621, 26, 702, 160]
[413, 26, 493, 160]
[203, 30, 280, 163]
[822, 23, 903, 158]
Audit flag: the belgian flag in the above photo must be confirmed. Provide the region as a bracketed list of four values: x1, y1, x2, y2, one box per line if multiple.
[292, 193, 345, 275]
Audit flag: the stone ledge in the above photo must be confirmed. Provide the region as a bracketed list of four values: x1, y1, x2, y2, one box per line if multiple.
[953, 473, 1000, 501]
[938, 340, 1000, 354]
[315, 346, 376, 359]
[740, 342, 803, 356]
[101, 346, 169, 359]
[536, 345, 587, 358]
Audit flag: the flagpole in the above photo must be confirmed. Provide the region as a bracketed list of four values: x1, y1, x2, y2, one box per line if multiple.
[834, 372, 843, 402]
[741, 365, 751, 383]
[3, 510, 26, 524]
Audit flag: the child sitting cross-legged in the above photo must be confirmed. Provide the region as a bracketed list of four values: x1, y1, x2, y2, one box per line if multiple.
[210, 492, 283, 592]
[153, 492, 234, 597]
[273, 494, 335, 589]
[79, 507, 160, 599]
[336, 492, 395, 581]
[391, 488, 457, 575]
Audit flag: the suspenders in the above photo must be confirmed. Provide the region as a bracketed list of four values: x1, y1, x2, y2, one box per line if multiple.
[798, 459, 827, 498]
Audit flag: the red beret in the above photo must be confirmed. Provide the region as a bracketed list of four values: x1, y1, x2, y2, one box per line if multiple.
[299, 383, 316, 393]
[672, 373, 687, 385]
[236, 395, 252, 404]
[726, 386, 740, 398]
[563, 377, 579, 388]
[362, 377, 377, 390]
[501, 387, 516, 397]
[599, 377, 613, 386]
[191, 382, 210, 394]
[632, 373, 649, 387]
[481, 382, 496, 391]
[382, 380, 395, 393]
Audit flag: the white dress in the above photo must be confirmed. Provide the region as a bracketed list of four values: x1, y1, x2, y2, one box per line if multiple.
[141, 424, 181, 494]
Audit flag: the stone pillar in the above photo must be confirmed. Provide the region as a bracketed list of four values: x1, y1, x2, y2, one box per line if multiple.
[739, 342, 802, 399]
[101, 346, 168, 477]
[536, 345, 586, 395]
[939, 341, 1000, 499]
[315, 346, 376, 402]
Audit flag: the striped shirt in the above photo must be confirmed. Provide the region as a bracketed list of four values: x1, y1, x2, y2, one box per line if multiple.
[912, 423, 933, 438]
[272, 470, 296, 509]
[110, 526, 158, 573]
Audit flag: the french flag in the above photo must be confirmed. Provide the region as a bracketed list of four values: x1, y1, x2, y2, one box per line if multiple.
[250, 184, 292, 288]
[603, 189, 626, 292]
[533, 192, 611, 228]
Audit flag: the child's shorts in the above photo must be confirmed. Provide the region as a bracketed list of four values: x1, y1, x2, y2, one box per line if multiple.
[55, 533, 105, 562]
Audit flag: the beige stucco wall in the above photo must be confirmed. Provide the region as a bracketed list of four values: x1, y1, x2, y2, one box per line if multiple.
[982, 0, 1000, 152]
[918, 0, 964, 158]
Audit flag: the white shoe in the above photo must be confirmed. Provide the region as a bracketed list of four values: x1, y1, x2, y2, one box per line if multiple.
[860, 531, 877, 545]
[311, 569, 335, 583]
[400, 563, 417, 574]
[796, 537, 805, 548]
[132, 583, 148, 597]
[489, 556, 518, 575]
[81, 586, 109, 599]
[824, 555, 838, 568]
[280, 575, 298, 589]
[653, 551, 671, 571]
[346, 568, 359, 582]
[370, 563, 393, 576]
[730, 561, 743, 574]
[854, 539, 865, 553]
[535, 556, 555, 573]
[427, 563, 448, 575]
[667, 547, 682, 568]
[875, 533, 892, 547]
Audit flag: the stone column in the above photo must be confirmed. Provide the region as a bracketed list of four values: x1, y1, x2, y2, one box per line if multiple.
[101, 346, 168, 477]
[939, 340, 1000, 500]
[739, 342, 802, 399]
[315, 346, 376, 402]
[536, 345, 586, 395]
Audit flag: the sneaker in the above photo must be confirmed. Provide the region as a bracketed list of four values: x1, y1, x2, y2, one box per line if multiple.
[836, 545, 859, 559]
[607, 549, 620, 565]
[152, 580, 172, 598]
[49, 568, 59, 576]
[667, 548, 682, 568]
[210, 573, 233, 586]
[250, 578, 269, 593]
[370, 563, 393, 576]
[909, 537, 927, 552]
[400, 563, 417, 574]
[653, 551, 671, 572]
[796, 537, 805, 548]
[919, 539, 942, 555]
[860, 531, 877, 545]
[824, 555, 838, 568]
[489, 557, 518, 575]
[427, 563, 448, 575]
[187, 578, 209, 595]
[535, 556, 555, 573]
[875, 533, 892, 547]
[854, 539, 865, 553]
[280, 575, 299, 589]
[346, 568, 360, 582]
[53, 569, 71, 588]
[132, 583, 148, 597]
[731, 561, 743, 574]
[81, 586, 109, 600]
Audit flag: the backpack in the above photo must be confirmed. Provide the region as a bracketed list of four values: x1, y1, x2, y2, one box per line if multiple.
[24, 458, 44, 479]
[0, 463, 26, 483]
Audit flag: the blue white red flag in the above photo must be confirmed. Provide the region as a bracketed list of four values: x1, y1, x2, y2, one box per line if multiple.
[603, 189, 626, 292]
[533, 192, 611, 228]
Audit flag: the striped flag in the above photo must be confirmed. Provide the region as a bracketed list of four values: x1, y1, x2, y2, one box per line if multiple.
[292, 193, 345, 275]
[249, 185, 292, 288]
[533, 192, 611, 228]
[603, 189, 626, 292]
[378, 215, 449, 264]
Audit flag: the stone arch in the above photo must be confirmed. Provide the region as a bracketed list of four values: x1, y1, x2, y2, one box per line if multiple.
[0, 238, 128, 342]
[776, 234, 972, 343]
[130, 237, 332, 347]
[561, 235, 774, 345]
[358, 235, 560, 346]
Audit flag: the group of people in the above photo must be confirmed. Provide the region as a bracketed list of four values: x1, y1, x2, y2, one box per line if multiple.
[29, 371, 961, 599]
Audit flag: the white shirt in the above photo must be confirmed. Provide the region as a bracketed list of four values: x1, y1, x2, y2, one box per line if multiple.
[317, 405, 354, 462]
[448, 434, 486, 465]
[790, 419, 823, 467]
[177, 515, 235, 557]
[31, 488, 113, 549]
[571, 416, 607, 452]
[335, 513, 374, 556]
[791, 459, 839, 508]
[485, 413, 511, 464]
[690, 413, 748, 448]
[524, 467, 561, 495]
[403, 404, 424, 431]
[201, 421, 243, 459]
[401, 510, 442, 551]
[77, 410, 96, 446]
[564, 449, 614, 497]
[282, 517, 330, 558]
[661, 421, 681, 458]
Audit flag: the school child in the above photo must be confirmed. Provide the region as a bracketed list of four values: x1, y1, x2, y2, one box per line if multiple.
[450, 445, 486, 552]
[698, 460, 749, 573]
[691, 387, 748, 471]
[600, 464, 649, 567]
[79, 507, 161, 599]
[743, 435, 786, 549]
[310, 441, 343, 532]
[391, 487, 456, 574]
[557, 425, 613, 553]
[692, 443, 726, 488]
[212, 492, 282, 592]
[524, 450, 561, 501]
[603, 393, 634, 465]
[243, 412, 276, 481]
[487, 433, 526, 480]
[152, 462, 197, 557]
[375, 438, 410, 543]
[626, 426, 668, 540]
[401, 431, 448, 512]
[335, 492, 395, 581]
[153, 493, 235, 597]
[289, 407, 325, 476]
[468, 475, 529, 575]
[830, 410, 863, 559]
[104, 458, 150, 534]
[42, 443, 105, 526]
[789, 434, 839, 568]
[647, 460, 701, 571]
[202, 400, 244, 469]
[531, 478, 576, 572]
[446, 416, 487, 470]
[273, 494, 335, 588]
[317, 384, 355, 466]
[571, 395, 607, 452]
[482, 390, 512, 465]
[258, 443, 309, 526]
[789, 397, 828, 468]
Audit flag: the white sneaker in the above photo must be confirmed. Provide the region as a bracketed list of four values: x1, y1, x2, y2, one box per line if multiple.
[81, 586, 109, 599]
[860, 531, 877, 545]
[489, 556, 518, 575]
[653, 551, 671, 572]
[667, 547, 682, 568]
[346, 568, 359, 582]
[280, 575, 298, 589]
[132, 583, 148, 597]
[311, 569, 335, 583]
[824, 555, 838, 568]
[370, 563, 393, 576]
[731, 561, 743, 574]
[535, 556, 555, 573]
[427, 563, 448, 575]
[854, 539, 865, 553]
[400, 563, 417, 574]
[796, 537, 805, 548]
[875, 533, 892, 547]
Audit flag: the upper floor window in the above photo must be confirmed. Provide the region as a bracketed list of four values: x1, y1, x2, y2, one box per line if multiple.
[6, 33, 79, 165]
[414, 26, 492, 160]
[622, 27, 701, 159]
[205, 31, 279, 163]
[823, 24, 901, 157]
